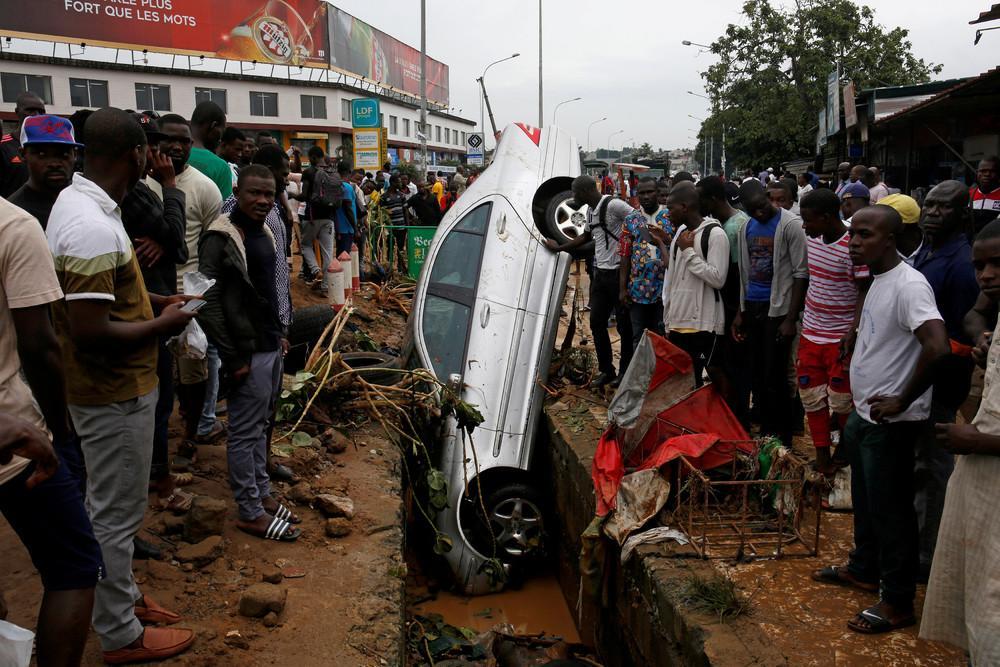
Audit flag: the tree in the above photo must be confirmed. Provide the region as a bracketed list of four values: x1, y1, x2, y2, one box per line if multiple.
[638, 142, 654, 156]
[701, 0, 942, 170]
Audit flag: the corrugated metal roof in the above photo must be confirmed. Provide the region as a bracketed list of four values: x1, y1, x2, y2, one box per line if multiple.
[971, 3, 1000, 24]
[874, 66, 1000, 124]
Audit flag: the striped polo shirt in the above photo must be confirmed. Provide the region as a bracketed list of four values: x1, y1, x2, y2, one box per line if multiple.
[802, 231, 870, 345]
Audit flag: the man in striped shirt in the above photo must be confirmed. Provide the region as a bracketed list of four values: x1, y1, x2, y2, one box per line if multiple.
[798, 189, 871, 473]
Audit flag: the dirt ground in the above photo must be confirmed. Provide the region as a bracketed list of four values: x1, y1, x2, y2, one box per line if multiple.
[0, 268, 412, 666]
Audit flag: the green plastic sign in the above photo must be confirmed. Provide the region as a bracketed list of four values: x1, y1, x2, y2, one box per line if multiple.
[351, 98, 381, 128]
[406, 227, 437, 279]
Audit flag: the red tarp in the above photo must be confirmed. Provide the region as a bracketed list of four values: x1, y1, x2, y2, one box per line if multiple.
[592, 334, 752, 516]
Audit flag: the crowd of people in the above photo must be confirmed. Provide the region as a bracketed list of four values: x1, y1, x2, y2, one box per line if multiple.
[0, 82, 997, 665]
[0, 88, 486, 665]
[548, 155, 1000, 661]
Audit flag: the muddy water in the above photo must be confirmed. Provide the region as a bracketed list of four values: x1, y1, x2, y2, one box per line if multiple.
[413, 573, 581, 642]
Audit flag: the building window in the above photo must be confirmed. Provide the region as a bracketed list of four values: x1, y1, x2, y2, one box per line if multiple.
[135, 83, 171, 112]
[444, 128, 450, 144]
[300, 94, 327, 119]
[195, 88, 228, 113]
[341, 99, 352, 122]
[69, 78, 108, 108]
[389, 115, 398, 134]
[1, 73, 53, 104]
[249, 91, 279, 117]
[435, 126, 441, 142]
[403, 118, 411, 137]
[461, 131, 467, 145]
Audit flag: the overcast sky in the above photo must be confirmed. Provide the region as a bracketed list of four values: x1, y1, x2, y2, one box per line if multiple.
[332, 0, 994, 151]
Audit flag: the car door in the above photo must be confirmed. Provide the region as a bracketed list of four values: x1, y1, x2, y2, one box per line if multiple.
[416, 200, 515, 435]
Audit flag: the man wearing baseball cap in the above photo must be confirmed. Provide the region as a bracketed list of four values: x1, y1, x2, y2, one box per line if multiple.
[840, 181, 870, 224]
[0, 91, 45, 198]
[7, 114, 81, 230]
[881, 193, 923, 265]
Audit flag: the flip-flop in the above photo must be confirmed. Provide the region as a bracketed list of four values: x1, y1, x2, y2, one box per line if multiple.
[159, 489, 194, 514]
[847, 605, 916, 634]
[272, 503, 302, 525]
[811, 565, 879, 593]
[171, 472, 194, 487]
[239, 515, 301, 542]
[269, 464, 297, 484]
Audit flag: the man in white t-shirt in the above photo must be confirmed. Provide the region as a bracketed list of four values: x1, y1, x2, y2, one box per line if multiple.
[546, 174, 635, 386]
[812, 204, 949, 635]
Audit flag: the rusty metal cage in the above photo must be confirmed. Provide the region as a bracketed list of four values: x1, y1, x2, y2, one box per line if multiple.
[666, 440, 823, 560]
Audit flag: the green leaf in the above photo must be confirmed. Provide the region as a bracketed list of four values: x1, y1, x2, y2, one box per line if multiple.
[291, 431, 313, 448]
[433, 533, 453, 555]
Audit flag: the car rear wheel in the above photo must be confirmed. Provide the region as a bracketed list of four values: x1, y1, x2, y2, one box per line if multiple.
[285, 305, 335, 373]
[464, 481, 546, 563]
[539, 190, 594, 258]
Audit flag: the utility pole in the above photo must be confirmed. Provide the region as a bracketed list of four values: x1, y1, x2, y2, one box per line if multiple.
[538, 0, 543, 128]
[478, 77, 500, 141]
[419, 0, 428, 177]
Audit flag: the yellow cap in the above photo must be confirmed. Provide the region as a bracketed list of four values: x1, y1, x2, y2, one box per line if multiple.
[880, 193, 921, 224]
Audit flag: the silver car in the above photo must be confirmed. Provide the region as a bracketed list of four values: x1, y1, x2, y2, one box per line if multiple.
[404, 122, 584, 593]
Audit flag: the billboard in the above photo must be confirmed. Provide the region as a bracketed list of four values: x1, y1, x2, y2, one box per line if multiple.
[843, 82, 858, 129]
[0, 0, 329, 67]
[826, 68, 841, 137]
[327, 6, 449, 105]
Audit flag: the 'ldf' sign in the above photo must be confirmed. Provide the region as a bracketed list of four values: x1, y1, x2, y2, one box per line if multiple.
[351, 99, 381, 128]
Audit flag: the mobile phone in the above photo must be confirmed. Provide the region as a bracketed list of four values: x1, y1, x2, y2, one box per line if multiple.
[180, 299, 207, 313]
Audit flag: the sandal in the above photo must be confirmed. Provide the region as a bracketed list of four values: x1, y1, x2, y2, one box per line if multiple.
[238, 515, 301, 542]
[269, 463, 297, 484]
[171, 472, 194, 487]
[159, 489, 194, 514]
[847, 604, 916, 634]
[264, 500, 301, 525]
[811, 565, 878, 593]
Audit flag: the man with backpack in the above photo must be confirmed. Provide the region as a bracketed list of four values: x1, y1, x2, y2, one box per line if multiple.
[652, 182, 731, 389]
[293, 146, 339, 291]
[546, 175, 634, 387]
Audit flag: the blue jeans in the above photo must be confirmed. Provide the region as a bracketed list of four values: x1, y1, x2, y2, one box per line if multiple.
[198, 343, 220, 437]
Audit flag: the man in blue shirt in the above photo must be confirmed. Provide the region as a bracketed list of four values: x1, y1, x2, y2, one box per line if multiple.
[911, 180, 979, 581]
[335, 160, 358, 255]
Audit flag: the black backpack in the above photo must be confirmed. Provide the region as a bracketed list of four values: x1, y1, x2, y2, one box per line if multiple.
[591, 197, 619, 249]
[673, 220, 723, 302]
[310, 165, 344, 209]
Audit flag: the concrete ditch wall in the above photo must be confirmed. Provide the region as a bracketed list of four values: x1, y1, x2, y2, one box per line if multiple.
[543, 406, 787, 667]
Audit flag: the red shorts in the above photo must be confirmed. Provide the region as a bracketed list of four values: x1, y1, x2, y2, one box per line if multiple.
[796, 337, 851, 394]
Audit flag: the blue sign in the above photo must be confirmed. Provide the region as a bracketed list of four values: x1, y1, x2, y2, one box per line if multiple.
[351, 99, 381, 129]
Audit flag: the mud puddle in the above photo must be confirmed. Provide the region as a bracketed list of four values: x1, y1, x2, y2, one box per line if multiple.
[412, 571, 580, 642]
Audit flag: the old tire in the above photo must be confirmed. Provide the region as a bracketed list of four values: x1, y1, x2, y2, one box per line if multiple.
[284, 305, 336, 373]
[341, 351, 400, 386]
[464, 481, 547, 563]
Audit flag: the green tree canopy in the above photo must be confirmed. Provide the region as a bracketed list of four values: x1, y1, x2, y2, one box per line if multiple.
[700, 0, 942, 171]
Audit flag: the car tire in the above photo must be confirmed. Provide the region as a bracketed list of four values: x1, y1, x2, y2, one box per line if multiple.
[284, 305, 336, 373]
[464, 481, 547, 563]
[340, 351, 400, 386]
[540, 190, 594, 259]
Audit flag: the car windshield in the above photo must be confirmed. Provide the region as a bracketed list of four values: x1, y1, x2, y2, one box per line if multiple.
[419, 202, 491, 379]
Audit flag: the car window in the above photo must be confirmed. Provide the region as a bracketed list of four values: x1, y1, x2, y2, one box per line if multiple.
[421, 295, 471, 379]
[429, 231, 484, 287]
[419, 202, 492, 379]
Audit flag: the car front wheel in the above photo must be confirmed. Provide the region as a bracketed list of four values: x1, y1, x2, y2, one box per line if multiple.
[464, 481, 547, 563]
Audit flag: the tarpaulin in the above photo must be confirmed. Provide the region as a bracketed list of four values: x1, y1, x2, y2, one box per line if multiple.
[592, 332, 752, 516]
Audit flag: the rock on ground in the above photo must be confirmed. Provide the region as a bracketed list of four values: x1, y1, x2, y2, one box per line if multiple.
[325, 518, 352, 538]
[239, 583, 287, 618]
[287, 482, 316, 505]
[314, 494, 354, 519]
[261, 567, 283, 584]
[323, 428, 350, 454]
[174, 535, 224, 567]
[183, 496, 227, 543]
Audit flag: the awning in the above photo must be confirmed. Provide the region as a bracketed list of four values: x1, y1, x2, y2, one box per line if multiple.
[971, 3, 1000, 23]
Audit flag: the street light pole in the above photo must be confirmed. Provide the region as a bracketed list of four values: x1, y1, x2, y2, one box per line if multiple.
[587, 117, 607, 153]
[608, 131, 623, 155]
[478, 53, 520, 150]
[419, 0, 428, 176]
[552, 96, 581, 126]
[538, 0, 543, 128]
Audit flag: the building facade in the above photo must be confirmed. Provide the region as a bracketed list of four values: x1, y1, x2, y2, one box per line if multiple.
[0, 52, 475, 167]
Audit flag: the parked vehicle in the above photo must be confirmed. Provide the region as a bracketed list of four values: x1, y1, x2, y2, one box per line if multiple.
[403, 122, 582, 593]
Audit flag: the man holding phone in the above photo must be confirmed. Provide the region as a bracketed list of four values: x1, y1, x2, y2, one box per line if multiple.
[619, 177, 672, 355]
